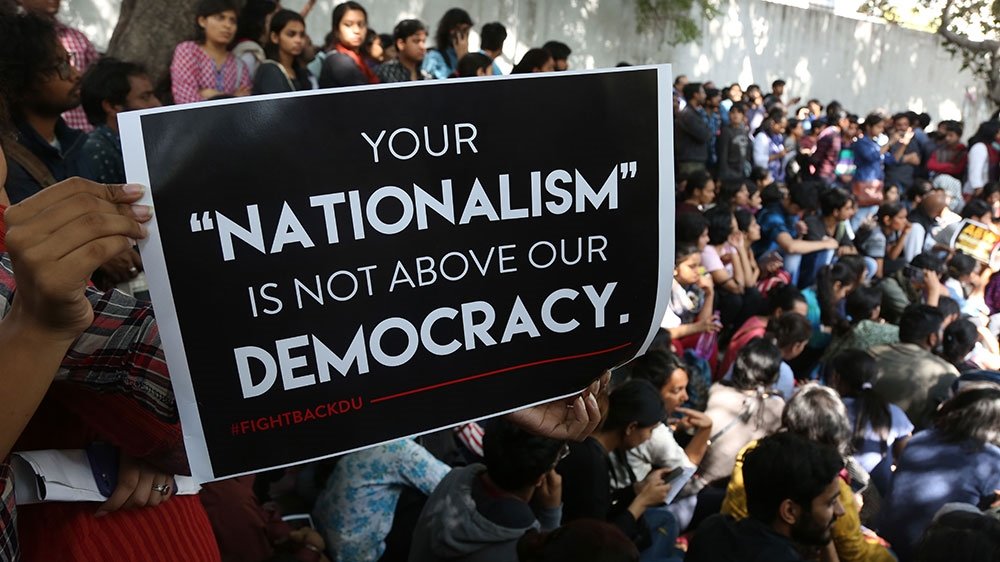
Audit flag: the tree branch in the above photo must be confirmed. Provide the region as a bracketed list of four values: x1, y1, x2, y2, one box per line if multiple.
[937, 0, 1000, 52]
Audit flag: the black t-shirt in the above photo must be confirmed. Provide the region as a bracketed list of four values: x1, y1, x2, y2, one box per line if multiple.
[687, 514, 806, 562]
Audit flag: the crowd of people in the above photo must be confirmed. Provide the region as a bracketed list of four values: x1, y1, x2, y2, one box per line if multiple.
[1, 0, 1000, 561]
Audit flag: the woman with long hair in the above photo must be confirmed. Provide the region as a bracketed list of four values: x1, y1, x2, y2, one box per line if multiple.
[422, 7, 473, 79]
[964, 120, 1000, 197]
[801, 262, 857, 351]
[828, 350, 912, 487]
[253, 9, 312, 94]
[880, 387, 1000, 561]
[676, 170, 716, 215]
[318, 1, 380, 87]
[170, 0, 252, 103]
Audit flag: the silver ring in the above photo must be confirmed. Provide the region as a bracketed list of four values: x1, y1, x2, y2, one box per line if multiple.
[152, 483, 171, 494]
[129, 267, 139, 274]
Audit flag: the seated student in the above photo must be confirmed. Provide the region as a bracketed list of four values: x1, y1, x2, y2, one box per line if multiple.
[822, 285, 899, 361]
[252, 9, 313, 94]
[800, 186, 857, 287]
[611, 350, 712, 487]
[720, 385, 895, 562]
[718, 178, 752, 210]
[318, 1, 380, 88]
[313, 439, 451, 561]
[870, 304, 960, 429]
[676, 170, 716, 215]
[879, 387, 1000, 561]
[941, 252, 979, 310]
[931, 199, 996, 257]
[518, 519, 640, 562]
[734, 207, 765, 289]
[860, 202, 909, 279]
[917, 508, 1000, 562]
[903, 184, 949, 262]
[511, 48, 555, 74]
[170, 0, 252, 104]
[703, 206, 763, 334]
[827, 350, 913, 490]
[408, 419, 563, 562]
[558, 380, 673, 549]
[760, 313, 811, 398]
[719, 285, 807, 380]
[880, 252, 945, 324]
[686, 432, 845, 562]
[751, 183, 839, 286]
[694, 340, 785, 494]
[800, 262, 858, 355]
[662, 242, 720, 355]
[80, 58, 161, 184]
[941, 318, 980, 373]
[456, 52, 493, 77]
[375, 19, 429, 83]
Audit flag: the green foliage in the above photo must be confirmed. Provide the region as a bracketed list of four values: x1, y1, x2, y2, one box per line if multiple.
[634, 0, 720, 45]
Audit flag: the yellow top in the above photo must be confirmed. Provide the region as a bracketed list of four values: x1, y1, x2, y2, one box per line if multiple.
[721, 440, 895, 562]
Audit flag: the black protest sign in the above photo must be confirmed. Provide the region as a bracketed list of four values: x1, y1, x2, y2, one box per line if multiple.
[121, 66, 674, 481]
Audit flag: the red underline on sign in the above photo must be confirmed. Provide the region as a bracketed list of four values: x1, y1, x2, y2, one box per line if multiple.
[370, 341, 633, 404]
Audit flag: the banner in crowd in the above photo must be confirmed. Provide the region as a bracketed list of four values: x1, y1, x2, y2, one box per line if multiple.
[121, 66, 674, 481]
[949, 219, 1000, 270]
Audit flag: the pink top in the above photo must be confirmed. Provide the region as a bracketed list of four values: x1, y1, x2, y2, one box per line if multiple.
[170, 41, 252, 104]
[702, 244, 736, 277]
[58, 23, 99, 131]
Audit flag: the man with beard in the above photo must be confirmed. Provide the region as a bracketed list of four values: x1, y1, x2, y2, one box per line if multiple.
[2, 10, 89, 204]
[686, 432, 844, 562]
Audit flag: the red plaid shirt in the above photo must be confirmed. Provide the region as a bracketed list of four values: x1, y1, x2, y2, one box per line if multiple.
[0, 252, 198, 561]
[170, 41, 252, 104]
[57, 23, 99, 132]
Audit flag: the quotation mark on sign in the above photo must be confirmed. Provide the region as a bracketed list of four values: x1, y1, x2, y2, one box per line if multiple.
[619, 162, 637, 179]
[190, 211, 215, 232]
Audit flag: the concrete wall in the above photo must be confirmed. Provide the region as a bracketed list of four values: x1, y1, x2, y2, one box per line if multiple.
[61, 0, 992, 128]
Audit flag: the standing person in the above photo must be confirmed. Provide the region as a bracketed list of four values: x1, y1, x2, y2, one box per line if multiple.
[422, 7, 473, 79]
[231, 0, 278, 79]
[927, 120, 967, 180]
[375, 19, 428, 83]
[675, 82, 712, 175]
[753, 116, 788, 183]
[718, 102, 752, 179]
[884, 113, 923, 194]
[18, 0, 99, 132]
[851, 113, 897, 229]
[253, 9, 312, 94]
[170, 0, 252, 104]
[318, 1, 380, 87]
[704, 88, 724, 172]
[964, 120, 1000, 197]
[812, 109, 851, 185]
[673, 75, 688, 112]
[478, 22, 506, 75]
[541, 41, 571, 71]
[762, 79, 800, 108]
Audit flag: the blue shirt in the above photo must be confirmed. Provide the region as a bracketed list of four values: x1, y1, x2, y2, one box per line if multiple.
[312, 439, 450, 561]
[879, 430, 1000, 561]
[81, 125, 125, 184]
[752, 203, 796, 258]
[852, 136, 896, 182]
[422, 47, 458, 79]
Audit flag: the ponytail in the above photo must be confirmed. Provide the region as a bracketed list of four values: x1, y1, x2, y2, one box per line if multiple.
[816, 263, 854, 337]
[830, 350, 891, 446]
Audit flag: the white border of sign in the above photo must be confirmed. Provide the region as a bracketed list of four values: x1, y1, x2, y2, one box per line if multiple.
[120, 64, 675, 482]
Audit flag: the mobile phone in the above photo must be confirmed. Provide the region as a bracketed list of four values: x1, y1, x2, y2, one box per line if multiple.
[86, 442, 120, 498]
[661, 466, 686, 485]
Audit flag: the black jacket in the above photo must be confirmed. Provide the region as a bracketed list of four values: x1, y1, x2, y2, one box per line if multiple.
[5, 118, 89, 204]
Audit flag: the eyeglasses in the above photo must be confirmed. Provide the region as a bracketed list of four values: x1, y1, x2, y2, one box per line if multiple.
[46, 55, 74, 81]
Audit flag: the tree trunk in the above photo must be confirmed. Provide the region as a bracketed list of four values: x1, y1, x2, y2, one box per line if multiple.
[106, 0, 202, 99]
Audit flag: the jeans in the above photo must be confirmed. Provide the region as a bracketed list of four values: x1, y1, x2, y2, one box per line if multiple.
[640, 506, 684, 562]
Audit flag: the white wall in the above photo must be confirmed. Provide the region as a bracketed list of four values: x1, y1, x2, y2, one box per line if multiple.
[61, 0, 991, 127]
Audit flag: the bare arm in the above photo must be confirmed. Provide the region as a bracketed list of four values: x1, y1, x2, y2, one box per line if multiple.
[776, 231, 838, 255]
